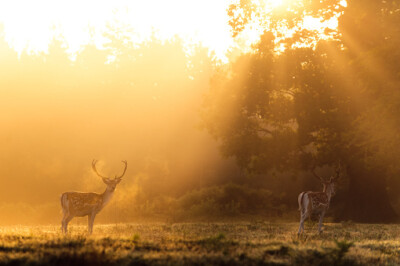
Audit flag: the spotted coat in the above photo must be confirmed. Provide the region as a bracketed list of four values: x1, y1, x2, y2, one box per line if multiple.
[61, 192, 104, 217]
[306, 192, 329, 214]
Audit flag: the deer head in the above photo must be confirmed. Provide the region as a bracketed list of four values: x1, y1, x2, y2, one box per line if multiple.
[92, 160, 127, 191]
[311, 162, 341, 196]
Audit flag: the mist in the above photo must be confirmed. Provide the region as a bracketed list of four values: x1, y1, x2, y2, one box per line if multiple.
[0, 35, 241, 224]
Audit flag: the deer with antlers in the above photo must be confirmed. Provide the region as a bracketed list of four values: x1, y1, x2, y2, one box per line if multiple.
[297, 163, 341, 234]
[60, 160, 127, 234]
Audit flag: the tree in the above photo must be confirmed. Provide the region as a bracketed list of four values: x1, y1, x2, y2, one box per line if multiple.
[202, 0, 400, 222]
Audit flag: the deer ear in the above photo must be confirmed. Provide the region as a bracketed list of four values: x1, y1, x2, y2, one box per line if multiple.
[116, 177, 122, 184]
[102, 177, 110, 184]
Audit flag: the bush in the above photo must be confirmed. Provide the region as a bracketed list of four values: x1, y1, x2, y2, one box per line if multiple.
[171, 183, 285, 220]
[101, 182, 286, 222]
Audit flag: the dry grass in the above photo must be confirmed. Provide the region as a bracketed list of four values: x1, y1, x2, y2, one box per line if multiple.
[0, 222, 399, 265]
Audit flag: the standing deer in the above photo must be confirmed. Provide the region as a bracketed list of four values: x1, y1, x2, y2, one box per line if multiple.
[298, 163, 341, 234]
[61, 160, 127, 234]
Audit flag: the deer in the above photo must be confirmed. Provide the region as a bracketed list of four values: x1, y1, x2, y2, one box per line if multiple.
[297, 163, 341, 234]
[60, 160, 127, 234]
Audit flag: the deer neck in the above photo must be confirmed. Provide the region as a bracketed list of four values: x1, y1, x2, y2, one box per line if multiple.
[324, 186, 333, 203]
[101, 187, 115, 209]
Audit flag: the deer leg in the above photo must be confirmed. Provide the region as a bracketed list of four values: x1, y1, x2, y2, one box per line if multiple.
[61, 212, 67, 233]
[62, 214, 73, 234]
[318, 211, 325, 234]
[61, 211, 70, 234]
[298, 210, 308, 234]
[302, 211, 310, 233]
[88, 213, 96, 234]
[298, 212, 303, 234]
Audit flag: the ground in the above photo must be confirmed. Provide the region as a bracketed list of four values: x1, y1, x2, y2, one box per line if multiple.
[0, 222, 399, 265]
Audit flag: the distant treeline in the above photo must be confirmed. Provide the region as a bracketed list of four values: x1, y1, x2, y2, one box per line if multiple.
[2, 0, 400, 225]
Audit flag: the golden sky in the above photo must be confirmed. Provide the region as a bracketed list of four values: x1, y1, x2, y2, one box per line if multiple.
[0, 0, 234, 60]
[0, 0, 343, 61]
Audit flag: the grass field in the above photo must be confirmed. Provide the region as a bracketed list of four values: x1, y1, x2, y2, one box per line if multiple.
[0, 222, 399, 265]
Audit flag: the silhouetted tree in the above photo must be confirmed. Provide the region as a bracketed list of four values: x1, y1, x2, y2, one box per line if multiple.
[203, 0, 400, 222]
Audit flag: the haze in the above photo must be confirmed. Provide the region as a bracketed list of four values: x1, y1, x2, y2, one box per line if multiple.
[5, 0, 397, 226]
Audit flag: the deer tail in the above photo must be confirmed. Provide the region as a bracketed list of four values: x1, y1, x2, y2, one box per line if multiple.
[298, 192, 306, 212]
[60, 193, 69, 214]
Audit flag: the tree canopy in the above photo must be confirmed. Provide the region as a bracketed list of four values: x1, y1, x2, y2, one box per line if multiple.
[202, 0, 400, 222]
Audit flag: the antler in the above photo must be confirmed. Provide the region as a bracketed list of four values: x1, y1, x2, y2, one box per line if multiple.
[92, 160, 108, 179]
[116, 160, 127, 179]
[312, 167, 325, 182]
[311, 161, 325, 182]
[331, 161, 341, 181]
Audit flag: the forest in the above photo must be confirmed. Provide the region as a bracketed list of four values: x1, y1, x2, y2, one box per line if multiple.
[1, 0, 400, 226]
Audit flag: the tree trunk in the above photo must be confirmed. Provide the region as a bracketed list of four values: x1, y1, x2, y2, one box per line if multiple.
[338, 163, 398, 223]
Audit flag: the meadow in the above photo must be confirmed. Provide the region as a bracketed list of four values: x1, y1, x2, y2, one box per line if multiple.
[0, 222, 399, 265]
